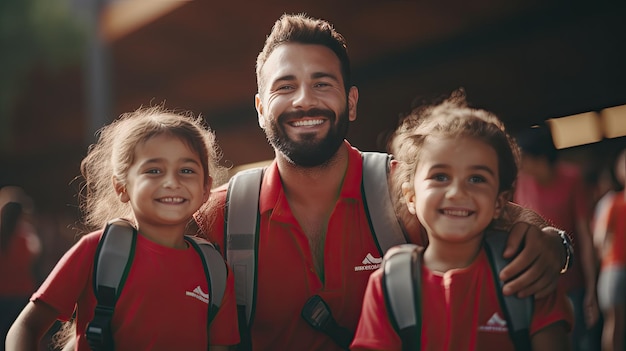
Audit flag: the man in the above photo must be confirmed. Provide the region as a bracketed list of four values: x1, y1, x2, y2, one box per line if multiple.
[194, 13, 571, 351]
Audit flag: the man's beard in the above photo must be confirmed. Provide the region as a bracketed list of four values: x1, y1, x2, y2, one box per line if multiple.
[265, 106, 350, 167]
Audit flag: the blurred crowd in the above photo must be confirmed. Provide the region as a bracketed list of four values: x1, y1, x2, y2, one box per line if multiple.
[514, 125, 625, 351]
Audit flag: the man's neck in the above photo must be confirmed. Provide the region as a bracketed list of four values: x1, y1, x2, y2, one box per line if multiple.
[276, 144, 349, 206]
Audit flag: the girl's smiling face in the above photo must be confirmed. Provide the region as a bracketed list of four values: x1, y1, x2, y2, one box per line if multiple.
[404, 135, 508, 245]
[117, 134, 210, 233]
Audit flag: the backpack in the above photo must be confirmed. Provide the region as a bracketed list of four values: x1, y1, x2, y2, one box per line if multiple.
[382, 231, 533, 351]
[85, 218, 227, 351]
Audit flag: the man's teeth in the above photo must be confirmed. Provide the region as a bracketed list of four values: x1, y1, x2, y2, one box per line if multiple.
[160, 197, 184, 203]
[292, 119, 324, 127]
[442, 209, 470, 216]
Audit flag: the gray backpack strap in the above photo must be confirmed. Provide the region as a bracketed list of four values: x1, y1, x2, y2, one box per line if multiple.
[382, 244, 422, 351]
[361, 152, 408, 254]
[87, 218, 137, 350]
[484, 230, 533, 351]
[225, 167, 264, 327]
[93, 218, 137, 296]
[186, 236, 228, 324]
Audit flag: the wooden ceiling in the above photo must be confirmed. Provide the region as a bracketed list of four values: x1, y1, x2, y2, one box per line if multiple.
[101, 0, 626, 167]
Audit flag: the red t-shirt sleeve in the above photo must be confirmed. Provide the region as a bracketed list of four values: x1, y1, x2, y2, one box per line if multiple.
[351, 268, 402, 351]
[606, 197, 626, 265]
[31, 231, 101, 321]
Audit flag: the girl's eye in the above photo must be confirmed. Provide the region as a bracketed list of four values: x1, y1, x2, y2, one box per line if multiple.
[432, 173, 448, 182]
[469, 175, 486, 183]
[146, 168, 161, 174]
[181, 168, 195, 174]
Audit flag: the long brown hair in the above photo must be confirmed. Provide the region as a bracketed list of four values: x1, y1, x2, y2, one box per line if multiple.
[78, 105, 226, 231]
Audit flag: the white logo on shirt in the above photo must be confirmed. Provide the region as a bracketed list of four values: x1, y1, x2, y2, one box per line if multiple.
[354, 253, 382, 271]
[478, 312, 508, 333]
[186, 286, 209, 304]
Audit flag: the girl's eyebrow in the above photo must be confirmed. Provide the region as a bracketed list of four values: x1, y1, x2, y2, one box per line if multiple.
[180, 157, 202, 165]
[470, 165, 496, 176]
[427, 164, 496, 176]
[139, 157, 201, 165]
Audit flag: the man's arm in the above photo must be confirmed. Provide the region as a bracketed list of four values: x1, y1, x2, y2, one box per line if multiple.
[495, 202, 572, 299]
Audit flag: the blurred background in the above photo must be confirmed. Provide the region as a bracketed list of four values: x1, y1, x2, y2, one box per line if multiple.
[1, 0, 626, 340]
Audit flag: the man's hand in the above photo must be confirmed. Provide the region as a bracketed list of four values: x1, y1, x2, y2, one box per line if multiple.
[499, 223, 564, 299]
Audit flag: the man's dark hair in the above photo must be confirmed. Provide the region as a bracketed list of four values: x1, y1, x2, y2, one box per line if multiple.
[255, 13, 351, 94]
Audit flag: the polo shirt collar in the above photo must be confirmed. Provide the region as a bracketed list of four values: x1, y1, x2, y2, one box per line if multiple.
[259, 140, 364, 217]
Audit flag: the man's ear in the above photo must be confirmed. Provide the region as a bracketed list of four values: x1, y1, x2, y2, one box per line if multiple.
[347, 86, 359, 122]
[255, 93, 266, 129]
[401, 181, 416, 214]
[493, 190, 510, 219]
[113, 176, 130, 203]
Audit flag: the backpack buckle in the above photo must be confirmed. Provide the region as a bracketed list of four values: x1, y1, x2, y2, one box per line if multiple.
[86, 305, 115, 351]
[301, 295, 353, 350]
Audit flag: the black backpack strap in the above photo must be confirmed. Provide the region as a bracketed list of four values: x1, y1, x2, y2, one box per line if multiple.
[361, 152, 408, 254]
[381, 244, 423, 351]
[301, 295, 354, 350]
[483, 230, 533, 351]
[224, 167, 264, 351]
[185, 236, 228, 325]
[86, 218, 137, 351]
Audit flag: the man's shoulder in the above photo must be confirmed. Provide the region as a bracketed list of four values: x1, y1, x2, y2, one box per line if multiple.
[211, 182, 229, 202]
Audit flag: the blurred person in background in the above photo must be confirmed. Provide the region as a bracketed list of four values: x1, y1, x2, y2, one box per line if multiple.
[513, 125, 601, 351]
[593, 147, 626, 351]
[0, 186, 42, 350]
[592, 148, 626, 258]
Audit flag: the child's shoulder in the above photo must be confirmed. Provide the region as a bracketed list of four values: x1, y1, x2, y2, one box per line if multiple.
[74, 229, 106, 249]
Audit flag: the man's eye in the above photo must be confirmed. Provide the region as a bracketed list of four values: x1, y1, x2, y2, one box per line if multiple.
[315, 82, 331, 88]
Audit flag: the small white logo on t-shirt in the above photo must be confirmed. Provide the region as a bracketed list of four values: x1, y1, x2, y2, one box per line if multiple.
[186, 286, 209, 304]
[478, 312, 508, 332]
[354, 253, 382, 271]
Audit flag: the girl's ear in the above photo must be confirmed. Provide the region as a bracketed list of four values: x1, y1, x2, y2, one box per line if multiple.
[493, 190, 510, 219]
[401, 181, 416, 214]
[112, 176, 130, 203]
